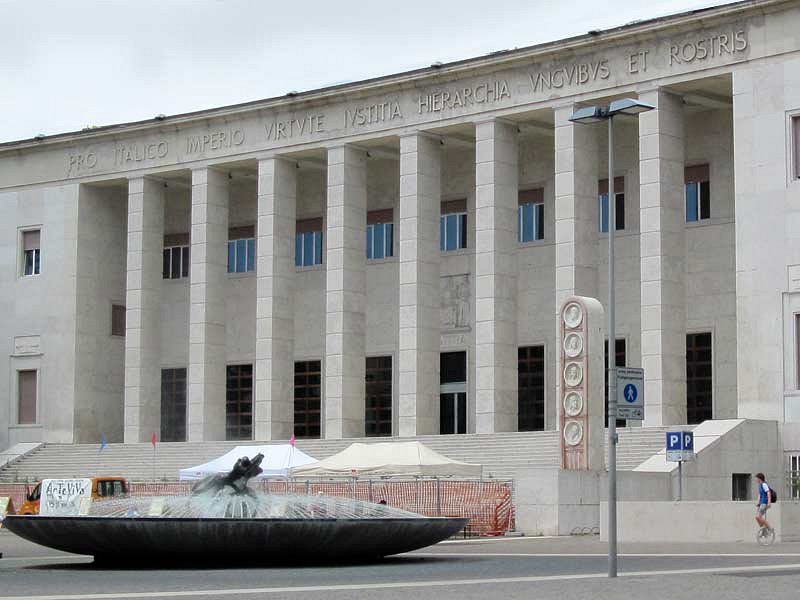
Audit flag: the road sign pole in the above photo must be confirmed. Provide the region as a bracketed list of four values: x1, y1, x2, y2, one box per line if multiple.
[678, 460, 682, 501]
[607, 115, 618, 579]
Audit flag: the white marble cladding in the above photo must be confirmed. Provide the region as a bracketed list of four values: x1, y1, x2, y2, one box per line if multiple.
[399, 133, 441, 436]
[188, 168, 229, 441]
[325, 146, 367, 438]
[474, 119, 519, 433]
[255, 158, 296, 440]
[639, 89, 687, 426]
[124, 177, 164, 443]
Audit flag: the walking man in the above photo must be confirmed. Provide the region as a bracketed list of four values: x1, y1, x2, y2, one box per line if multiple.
[755, 472, 773, 533]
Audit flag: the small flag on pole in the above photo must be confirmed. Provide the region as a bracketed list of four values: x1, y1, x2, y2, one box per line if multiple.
[289, 434, 296, 447]
[151, 432, 157, 448]
[99, 434, 107, 452]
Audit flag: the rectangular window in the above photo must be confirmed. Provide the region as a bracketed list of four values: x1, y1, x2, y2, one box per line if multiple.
[598, 178, 624, 233]
[793, 116, 800, 180]
[518, 346, 545, 431]
[440, 199, 467, 252]
[518, 189, 544, 243]
[18, 369, 37, 425]
[227, 238, 256, 273]
[365, 356, 392, 436]
[790, 454, 800, 500]
[161, 368, 187, 442]
[687, 332, 713, 424]
[796, 314, 800, 390]
[294, 360, 321, 438]
[604, 339, 627, 427]
[367, 209, 394, 260]
[685, 164, 711, 222]
[162, 246, 189, 280]
[22, 230, 41, 276]
[295, 218, 323, 267]
[226, 364, 253, 440]
[732, 473, 751, 501]
[111, 304, 126, 337]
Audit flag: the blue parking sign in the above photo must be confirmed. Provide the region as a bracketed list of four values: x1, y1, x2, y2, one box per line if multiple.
[666, 431, 694, 462]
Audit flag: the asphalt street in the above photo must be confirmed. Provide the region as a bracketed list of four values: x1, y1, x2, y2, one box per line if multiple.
[2, 531, 800, 599]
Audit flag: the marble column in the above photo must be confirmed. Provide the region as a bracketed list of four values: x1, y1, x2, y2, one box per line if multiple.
[554, 104, 599, 430]
[325, 145, 367, 438]
[398, 133, 441, 436]
[123, 177, 164, 443]
[188, 168, 229, 441]
[639, 88, 687, 426]
[254, 157, 296, 440]
[554, 104, 599, 307]
[474, 119, 519, 433]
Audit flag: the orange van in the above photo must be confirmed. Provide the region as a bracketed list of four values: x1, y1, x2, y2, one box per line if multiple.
[18, 477, 129, 515]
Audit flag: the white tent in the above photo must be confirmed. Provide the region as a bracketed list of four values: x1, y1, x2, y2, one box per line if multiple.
[290, 441, 482, 478]
[179, 444, 318, 480]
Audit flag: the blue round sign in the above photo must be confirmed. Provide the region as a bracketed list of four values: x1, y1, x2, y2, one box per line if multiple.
[623, 384, 637, 404]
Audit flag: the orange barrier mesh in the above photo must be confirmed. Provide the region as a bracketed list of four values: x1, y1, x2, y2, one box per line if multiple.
[0, 480, 515, 536]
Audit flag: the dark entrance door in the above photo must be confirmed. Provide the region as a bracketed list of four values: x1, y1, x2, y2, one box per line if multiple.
[440, 352, 467, 434]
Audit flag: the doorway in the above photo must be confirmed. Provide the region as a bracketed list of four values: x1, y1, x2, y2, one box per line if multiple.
[440, 352, 467, 434]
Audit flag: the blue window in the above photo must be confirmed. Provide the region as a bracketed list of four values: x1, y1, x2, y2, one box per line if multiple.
[295, 231, 323, 267]
[440, 212, 467, 252]
[367, 222, 393, 260]
[227, 238, 255, 273]
[685, 180, 710, 222]
[599, 193, 625, 233]
[518, 202, 544, 242]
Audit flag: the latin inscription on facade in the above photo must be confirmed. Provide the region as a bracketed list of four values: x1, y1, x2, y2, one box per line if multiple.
[529, 60, 610, 92]
[344, 101, 402, 129]
[265, 114, 325, 141]
[115, 141, 169, 166]
[67, 152, 97, 175]
[669, 30, 747, 65]
[186, 128, 245, 154]
[418, 80, 510, 114]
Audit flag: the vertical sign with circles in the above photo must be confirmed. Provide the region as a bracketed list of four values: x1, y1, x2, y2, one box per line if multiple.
[559, 296, 605, 471]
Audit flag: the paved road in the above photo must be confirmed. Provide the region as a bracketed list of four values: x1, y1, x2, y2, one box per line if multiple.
[2, 531, 800, 599]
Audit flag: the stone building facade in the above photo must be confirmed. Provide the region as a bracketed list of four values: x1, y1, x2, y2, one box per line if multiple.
[2, 0, 800, 457]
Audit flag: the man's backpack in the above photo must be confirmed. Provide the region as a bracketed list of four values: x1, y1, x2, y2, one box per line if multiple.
[770, 487, 778, 503]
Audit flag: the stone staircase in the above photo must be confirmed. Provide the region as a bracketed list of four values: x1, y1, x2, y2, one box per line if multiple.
[0, 427, 673, 483]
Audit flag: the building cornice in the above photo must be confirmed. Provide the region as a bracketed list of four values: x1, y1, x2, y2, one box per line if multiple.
[0, 0, 788, 154]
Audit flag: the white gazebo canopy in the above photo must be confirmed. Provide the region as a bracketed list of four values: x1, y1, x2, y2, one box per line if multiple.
[179, 444, 317, 480]
[290, 441, 482, 478]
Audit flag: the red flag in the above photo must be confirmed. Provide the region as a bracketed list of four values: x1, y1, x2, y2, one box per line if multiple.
[289, 434, 296, 447]
[151, 432, 157, 448]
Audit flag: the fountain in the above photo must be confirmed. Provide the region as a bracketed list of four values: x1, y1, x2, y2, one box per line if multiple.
[3, 454, 467, 563]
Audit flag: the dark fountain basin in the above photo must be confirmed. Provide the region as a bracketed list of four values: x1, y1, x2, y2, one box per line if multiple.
[3, 514, 467, 562]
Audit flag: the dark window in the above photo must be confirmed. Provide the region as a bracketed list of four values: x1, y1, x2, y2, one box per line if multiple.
[22, 230, 41, 276]
[97, 480, 126, 498]
[161, 368, 187, 442]
[18, 370, 37, 425]
[685, 164, 711, 222]
[732, 473, 751, 501]
[365, 356, 392, 436]
[162, 246, 189, 279]
[604, 339, 627, 427]
[294, 360, 321, 438]
[687, 332, 713, 424]
[441, 351, 467, 384]
[518, 346, 545, 431]
[111, 304, 126, 337]
[296, 219, 324, 267]
[226, 364, 253, 440]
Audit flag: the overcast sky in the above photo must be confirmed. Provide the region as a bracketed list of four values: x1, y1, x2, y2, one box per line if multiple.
[0, 0, 739, 143]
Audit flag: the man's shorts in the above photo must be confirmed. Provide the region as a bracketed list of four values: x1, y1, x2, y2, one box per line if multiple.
[758, 503, 770, 517]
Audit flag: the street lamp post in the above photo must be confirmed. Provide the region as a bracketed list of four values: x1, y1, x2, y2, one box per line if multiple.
[569, 98, 654, 578]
